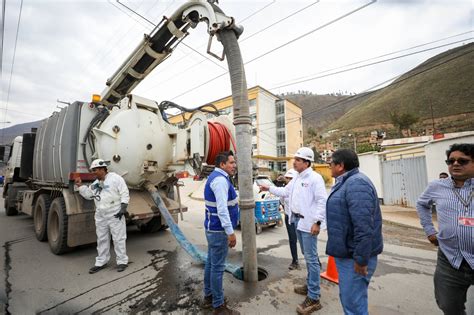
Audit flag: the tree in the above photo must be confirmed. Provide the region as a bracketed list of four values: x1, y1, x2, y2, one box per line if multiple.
[356, 143, 377, 154]
[307, 126, 317, 138]
[311, 147, 322, 163]
[389, 111, 419, 137]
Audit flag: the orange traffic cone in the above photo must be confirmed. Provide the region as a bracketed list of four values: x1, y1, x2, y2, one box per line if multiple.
[321, 256, 339, 284]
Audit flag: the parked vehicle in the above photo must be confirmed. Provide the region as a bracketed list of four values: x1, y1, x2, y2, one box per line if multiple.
[251, 175, 283, 234]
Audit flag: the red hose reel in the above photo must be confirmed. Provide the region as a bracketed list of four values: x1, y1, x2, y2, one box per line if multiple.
[206, 121, 236, 165]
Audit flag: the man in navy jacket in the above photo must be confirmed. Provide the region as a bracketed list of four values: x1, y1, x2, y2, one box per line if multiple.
[326, 149, 383, 315]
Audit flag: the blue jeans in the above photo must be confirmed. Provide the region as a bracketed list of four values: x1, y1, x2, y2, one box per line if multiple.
[204, 231, 228, 308]
[434, 249, 474, 315]
[295, 218, 321, 300]
[284, 214, 298, 264]
[335, 256, 378, 315]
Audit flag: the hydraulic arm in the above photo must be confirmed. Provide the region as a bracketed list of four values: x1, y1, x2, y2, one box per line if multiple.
[101, 0, 241, 106]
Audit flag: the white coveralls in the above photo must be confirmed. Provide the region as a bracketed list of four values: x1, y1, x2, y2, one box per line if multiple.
[78, 172, 130, 266]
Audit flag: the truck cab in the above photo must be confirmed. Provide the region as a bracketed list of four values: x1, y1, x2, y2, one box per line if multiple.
[2, 136, 27, 216]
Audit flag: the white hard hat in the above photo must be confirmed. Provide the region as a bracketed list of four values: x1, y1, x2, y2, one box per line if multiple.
[284, 169, 298, 178]
[294, 147, 314, 162]
[90, 159, 108, 170]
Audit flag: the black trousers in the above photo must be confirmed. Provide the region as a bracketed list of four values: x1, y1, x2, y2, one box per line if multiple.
[434, 249, 474, 315]
[284, 213, 298, 264]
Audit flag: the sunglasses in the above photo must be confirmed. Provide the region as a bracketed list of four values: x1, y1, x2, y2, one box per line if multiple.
[445, 158, 472, 166]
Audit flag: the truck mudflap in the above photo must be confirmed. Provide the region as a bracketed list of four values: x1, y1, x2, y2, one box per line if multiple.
[67, 212, 96, 248]
[144, 181, 240, 275]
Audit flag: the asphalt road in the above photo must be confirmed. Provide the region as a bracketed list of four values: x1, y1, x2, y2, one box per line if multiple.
[0, 180, 472, 314]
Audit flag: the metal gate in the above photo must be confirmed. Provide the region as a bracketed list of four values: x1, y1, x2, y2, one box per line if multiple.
[382, 156, 428, 207]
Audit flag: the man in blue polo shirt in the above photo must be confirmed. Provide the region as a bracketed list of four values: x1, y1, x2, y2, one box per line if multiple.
[201, 151, 240, 315]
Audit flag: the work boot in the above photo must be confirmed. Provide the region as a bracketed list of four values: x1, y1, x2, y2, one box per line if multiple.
[294, 284, 308, 295]
[213, 304, 240, 315]
[200, 295, 213, 309]
[201, 296, 229, 309]
[289, 262, 300, 270]
[296, 296, 322, 314]
[117, 264, 128, 272]
[89, 264, 107, 274]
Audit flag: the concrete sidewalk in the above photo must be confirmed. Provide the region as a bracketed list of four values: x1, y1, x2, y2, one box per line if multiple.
[381, 204, 436, 231]
[187, 178, 433, 231]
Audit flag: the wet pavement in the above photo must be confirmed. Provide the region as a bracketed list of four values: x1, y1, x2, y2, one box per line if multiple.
[0, 180, 472, 314]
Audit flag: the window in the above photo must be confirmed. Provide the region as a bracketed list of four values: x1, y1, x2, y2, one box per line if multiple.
[277, 145, 286, 157]
[276, 116, 285, 129]
[275, 101, 284, 115]
[252, 128, 257, 136]
[252, 143, 257, 150]
[250, 113, 257, 121]
[277, 130, 285, 143]
[277, 161, 287, 172]
[219, 107, 232, 115]
[249, 99, 256, 108]
[268, 161, 274, 170]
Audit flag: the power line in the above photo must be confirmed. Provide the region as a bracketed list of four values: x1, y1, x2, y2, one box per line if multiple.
[300, 46, 474, 121]
[139, 0, 286, 92]
[1, 0, 6, 92]
[3, 0, 23, 122]
[239, 0, 276, 24]
[240, 1, 320, 43]
[171, 0, 376, 100]
[258, 42, 474, 128]
[212, 36, 474, 130]
[269, 37, 472, 89]
[0, 106, 49, 118]
[243, 0, 376, 66]
[272, 30, 473, 87]
[114, 0, 228, 72]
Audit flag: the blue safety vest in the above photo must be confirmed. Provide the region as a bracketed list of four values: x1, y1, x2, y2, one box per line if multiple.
[204, 170, 239, 232]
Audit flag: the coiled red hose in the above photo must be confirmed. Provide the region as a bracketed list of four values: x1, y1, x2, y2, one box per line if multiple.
[206, 122, 236, 165]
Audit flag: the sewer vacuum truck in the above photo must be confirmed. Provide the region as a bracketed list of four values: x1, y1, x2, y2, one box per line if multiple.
[2, 0, 242, 255]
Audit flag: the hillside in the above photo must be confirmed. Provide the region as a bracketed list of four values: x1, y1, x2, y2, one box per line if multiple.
[284, 92, 371, 133]
[329, 42, 474, 132]
[0, 120, 43, 145]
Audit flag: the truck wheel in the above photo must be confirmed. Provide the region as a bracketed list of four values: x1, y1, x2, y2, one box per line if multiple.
[138, 216, 166, 233]
[34, 194, 51, 241]
[5, 187, 19, 216]
[47, 197, 70, 255]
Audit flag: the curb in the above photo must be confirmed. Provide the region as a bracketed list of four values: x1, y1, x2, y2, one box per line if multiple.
[382, 219, 423, 231]
[188, 193, 204, 202]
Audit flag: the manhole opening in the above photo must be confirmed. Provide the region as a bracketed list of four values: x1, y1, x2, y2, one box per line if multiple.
[233, 266, 268, 281]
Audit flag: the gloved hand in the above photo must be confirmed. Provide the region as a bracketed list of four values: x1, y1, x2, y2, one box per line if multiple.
[114, 203, 129, 220]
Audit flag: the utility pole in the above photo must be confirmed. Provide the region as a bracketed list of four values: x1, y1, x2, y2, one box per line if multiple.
[221, 29, 258, 282]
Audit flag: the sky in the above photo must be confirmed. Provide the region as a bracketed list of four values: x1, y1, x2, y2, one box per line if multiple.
[1, 0, 472, 127]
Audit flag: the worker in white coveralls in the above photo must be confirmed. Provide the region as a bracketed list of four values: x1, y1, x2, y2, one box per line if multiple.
[74, 159, 130, 273]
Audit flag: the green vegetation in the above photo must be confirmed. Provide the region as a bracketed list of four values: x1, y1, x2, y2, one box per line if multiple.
[329, 43, 474, 130]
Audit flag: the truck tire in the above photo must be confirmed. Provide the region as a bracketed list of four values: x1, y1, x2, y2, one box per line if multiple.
[5, 186, 19, 216]
[138, 216, 167, 233]
[47, 197, 70, 255]
[34, 194, 51, 241]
